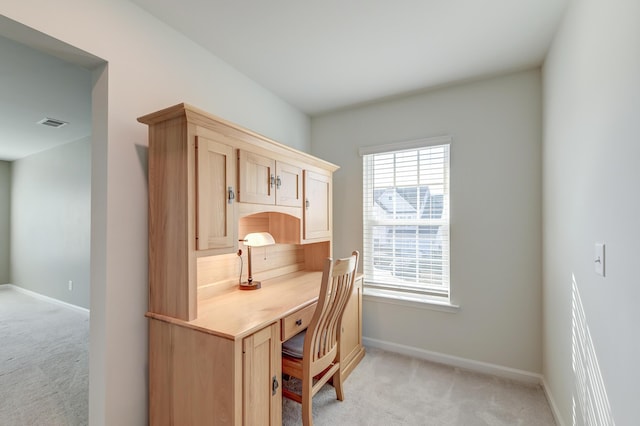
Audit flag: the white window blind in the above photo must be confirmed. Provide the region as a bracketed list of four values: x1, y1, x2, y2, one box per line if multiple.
[361, 139, 450, 300]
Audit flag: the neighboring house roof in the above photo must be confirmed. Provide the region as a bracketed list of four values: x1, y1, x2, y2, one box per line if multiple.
[374, 186, 443, 219]
[374, 188, 417, 214]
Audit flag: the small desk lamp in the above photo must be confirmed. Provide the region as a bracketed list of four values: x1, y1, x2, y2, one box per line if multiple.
[240, 232, 275, 290]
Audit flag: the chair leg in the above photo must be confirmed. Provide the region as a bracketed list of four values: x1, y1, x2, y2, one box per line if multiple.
[302, 375, 313, 426]
[333, 369, 344, 401]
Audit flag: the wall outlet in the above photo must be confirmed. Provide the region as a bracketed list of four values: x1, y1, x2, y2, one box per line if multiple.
[68, 280, 73, 291]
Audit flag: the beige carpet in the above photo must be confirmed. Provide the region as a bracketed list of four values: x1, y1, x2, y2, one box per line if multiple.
[282, 347, 556, 426]
[0, 285, 89, 426]
[1, 285, 555, 425]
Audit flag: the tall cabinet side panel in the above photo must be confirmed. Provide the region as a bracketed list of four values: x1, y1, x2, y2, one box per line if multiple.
[149, 319, 239, 425]
[148, 117, 197, 320]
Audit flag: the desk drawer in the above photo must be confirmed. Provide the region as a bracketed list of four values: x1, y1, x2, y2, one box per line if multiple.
[281, 302, 317, 341]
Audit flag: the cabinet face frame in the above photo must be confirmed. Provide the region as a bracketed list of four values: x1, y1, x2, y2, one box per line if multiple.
[196, 135, 237, 252]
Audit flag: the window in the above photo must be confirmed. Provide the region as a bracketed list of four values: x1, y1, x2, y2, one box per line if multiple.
[361, 137, 450, 302]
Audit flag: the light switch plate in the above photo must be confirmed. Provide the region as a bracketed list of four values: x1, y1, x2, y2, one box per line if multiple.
[595, 243, 605, 277]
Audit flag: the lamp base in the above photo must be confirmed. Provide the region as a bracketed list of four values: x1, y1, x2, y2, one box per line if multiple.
[239, 281, 261, 290]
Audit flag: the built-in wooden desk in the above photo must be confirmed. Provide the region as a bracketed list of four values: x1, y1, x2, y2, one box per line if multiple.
[147, 271, 364, 426]
[141, 104, 363, 425]
[148, 271, 323, 339]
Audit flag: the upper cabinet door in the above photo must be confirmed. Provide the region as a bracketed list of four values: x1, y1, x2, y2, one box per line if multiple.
[303, 170, 332, 241]
[275, 161, 302, 207]
[196, 135, 236, 251]
[238, 150, 276, 205]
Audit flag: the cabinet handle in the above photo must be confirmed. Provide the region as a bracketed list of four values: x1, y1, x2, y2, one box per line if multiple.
[228, 187, 235, 204]
[272, 376, 279, 395]
[295, 319, 302, 326]
[270, 174, 275, 188]
[305, 199, 310, 210]
[276, 176, 282, 189]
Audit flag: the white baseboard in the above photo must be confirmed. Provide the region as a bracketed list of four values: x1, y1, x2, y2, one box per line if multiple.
[363, 336, 543, 385]
[541, 376, 566, 426]
[2, 283, 89, 315]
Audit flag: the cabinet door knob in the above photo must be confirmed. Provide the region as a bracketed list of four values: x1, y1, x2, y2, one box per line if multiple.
[295, 319, 302, 326]
[270, 174, 275, 188]
[276, 176, 282, 189]
[228, 187, 235, 204]
[305, 199, 310, 210]
[272, 376, 279, 395]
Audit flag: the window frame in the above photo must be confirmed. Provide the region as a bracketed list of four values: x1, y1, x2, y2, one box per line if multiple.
[359, 136, 452, 306]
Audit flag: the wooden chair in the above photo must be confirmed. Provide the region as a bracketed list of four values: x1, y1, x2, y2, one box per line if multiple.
[281, 250, 359, 426]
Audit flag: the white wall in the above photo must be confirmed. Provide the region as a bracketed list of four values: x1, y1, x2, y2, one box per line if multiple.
[11, 137, 91, 308]
[543, 0, 640, 424]
[311, 69, 542, 373]
[0, 1, 310, 425]
[0, 160, 10, 283]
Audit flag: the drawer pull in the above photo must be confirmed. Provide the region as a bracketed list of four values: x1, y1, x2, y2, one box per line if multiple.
[295, 319, 302, 326]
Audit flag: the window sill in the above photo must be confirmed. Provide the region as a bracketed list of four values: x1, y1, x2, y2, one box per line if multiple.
[363, 287, 460, 313]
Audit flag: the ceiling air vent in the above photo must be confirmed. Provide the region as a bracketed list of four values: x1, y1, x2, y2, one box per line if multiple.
[37, 117, 68, 128]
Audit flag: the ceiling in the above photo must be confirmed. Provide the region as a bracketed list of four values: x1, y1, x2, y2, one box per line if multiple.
[0, 30, 93, 162]
[0, 1, 568, 161]
[131, 0, 568, 115]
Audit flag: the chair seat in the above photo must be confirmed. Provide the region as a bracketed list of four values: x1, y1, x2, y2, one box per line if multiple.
[282, 330, 306, 359]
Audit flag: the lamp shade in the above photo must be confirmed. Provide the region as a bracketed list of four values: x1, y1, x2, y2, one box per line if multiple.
[243, 232, 275, 247]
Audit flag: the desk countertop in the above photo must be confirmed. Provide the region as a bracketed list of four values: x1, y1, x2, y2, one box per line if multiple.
[146, 270, 323, 341]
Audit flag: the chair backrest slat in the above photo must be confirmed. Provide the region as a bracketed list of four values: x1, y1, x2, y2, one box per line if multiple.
[306, 251, 359, 363]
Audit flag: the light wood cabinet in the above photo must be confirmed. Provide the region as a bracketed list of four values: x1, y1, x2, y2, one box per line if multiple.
[237, 150, 274, 205]
[148, 318, 282, 426]
[147, 273, 338, 426]
[140, 104, 362, 426]
[148, 319, 239, 425]
[238, 150, 302, 208]
[340, 275, 365, 382]
[196, 135, 237, 251]
[243, 323, 282, 426]
[145, 112, 199, 321]
[303, 169, 332, 241]
[275, 161, 302, 207]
